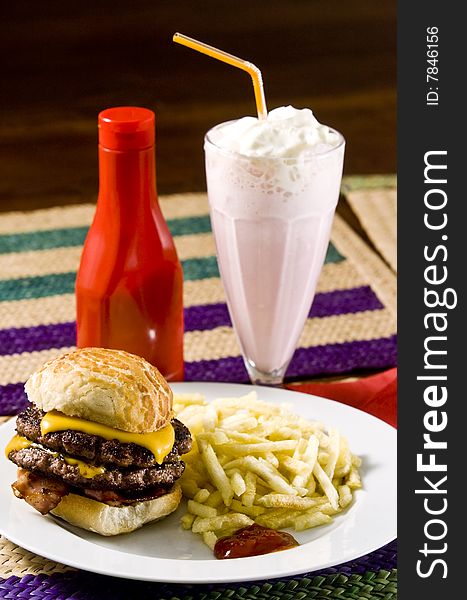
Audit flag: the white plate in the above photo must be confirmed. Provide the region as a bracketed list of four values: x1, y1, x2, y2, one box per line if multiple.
[0, 382, 396, 583]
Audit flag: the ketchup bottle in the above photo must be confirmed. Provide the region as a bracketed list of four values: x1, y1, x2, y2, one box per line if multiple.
[75, 107, 184, 381]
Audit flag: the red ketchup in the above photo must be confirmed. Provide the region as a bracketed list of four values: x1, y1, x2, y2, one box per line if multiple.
[214, 524, 299, 559]
[75, 107, 184, 381]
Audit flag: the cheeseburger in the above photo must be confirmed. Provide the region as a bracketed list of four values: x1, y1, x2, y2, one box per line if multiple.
[5, 348, 192, 535]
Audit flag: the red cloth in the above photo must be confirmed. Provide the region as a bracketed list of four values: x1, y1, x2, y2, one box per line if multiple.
[286, 368, 397, 428]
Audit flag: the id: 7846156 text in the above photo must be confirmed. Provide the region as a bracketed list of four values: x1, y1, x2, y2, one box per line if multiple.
[426, 26, 439, 107]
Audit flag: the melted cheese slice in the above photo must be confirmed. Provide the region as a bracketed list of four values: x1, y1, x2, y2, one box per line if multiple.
[40, 410, 175, 465]
[5, 434, 31, 458]
[64, 457, 106, 478]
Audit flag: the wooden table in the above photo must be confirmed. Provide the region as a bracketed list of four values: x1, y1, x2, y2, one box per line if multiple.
[0, 0, 395, 213]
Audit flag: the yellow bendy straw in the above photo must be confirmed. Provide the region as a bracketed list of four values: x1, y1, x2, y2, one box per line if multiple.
[173, 32, 268, 120]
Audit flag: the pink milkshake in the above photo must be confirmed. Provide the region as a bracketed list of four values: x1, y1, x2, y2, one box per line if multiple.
[204, 106, 345, 384]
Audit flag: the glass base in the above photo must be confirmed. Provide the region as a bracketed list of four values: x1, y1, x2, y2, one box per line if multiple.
[244, 358, 288, 387]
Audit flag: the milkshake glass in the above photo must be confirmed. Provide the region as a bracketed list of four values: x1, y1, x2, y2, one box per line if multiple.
[204, 107, 345, 385]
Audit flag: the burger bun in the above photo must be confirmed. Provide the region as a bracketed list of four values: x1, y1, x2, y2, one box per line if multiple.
[25, 348, 173, 433]
[50, 483, 182, 536]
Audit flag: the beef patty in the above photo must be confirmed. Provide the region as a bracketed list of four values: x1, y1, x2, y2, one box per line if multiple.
[15, 406, 192, 467]
[9, 445, 184, 490]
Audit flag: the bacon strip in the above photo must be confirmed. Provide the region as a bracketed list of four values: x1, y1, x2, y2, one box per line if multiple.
[82, 485, 168, 506]
[12, 468, 70, 515]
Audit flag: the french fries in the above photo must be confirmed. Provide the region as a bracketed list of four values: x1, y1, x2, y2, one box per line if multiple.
[173, 392, 362, 549]
[192, 513, 253, 534]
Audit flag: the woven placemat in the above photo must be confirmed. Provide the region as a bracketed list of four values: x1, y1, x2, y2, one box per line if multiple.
[0, 191, 396, 415]
[0, 535, 396, 599]
[344, 176, 397, 272]
[0, 186, 397, 596]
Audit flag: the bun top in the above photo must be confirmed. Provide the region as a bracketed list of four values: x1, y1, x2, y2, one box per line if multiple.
[25, 348, 173, 433]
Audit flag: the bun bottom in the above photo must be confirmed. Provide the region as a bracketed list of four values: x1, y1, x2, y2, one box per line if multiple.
[50, 483, 181, 536]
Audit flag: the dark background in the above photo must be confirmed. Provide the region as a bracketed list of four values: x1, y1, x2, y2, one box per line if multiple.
[0, 0, 396, 212]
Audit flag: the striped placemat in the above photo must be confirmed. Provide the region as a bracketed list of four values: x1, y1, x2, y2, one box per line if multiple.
[0, 192, 396, 416]
[0, 187, 397, 597]
[0, 534, 396, 599]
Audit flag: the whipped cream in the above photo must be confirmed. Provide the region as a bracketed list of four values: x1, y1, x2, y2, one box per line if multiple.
[209, 106, 340, 158]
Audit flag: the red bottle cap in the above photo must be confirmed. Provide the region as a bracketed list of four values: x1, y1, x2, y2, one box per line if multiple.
[98, 107, 155, 151]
